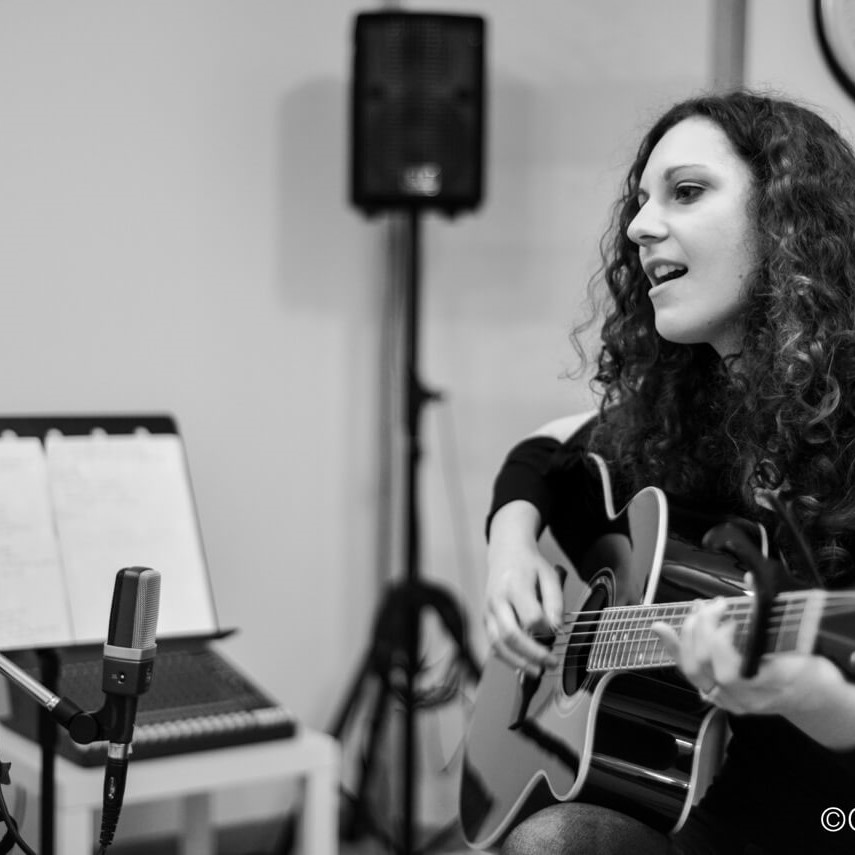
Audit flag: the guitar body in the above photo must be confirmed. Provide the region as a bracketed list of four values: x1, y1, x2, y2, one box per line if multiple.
[460, 460, 753, 850]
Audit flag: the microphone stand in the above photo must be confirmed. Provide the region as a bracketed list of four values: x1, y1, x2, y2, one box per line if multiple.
[0, 650, 120, 854]
[36, 650, 60, 855]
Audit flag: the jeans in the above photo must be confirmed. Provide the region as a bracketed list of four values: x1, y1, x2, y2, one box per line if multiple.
[499, 803, 767, 855]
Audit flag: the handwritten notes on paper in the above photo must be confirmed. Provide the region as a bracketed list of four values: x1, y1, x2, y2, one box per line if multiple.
[0, 438, 73, 649]
[0, 431, 218, 650]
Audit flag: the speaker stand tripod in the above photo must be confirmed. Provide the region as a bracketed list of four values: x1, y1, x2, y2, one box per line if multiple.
[330, 208, 481, 855]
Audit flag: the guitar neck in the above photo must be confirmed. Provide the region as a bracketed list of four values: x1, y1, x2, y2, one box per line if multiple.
[587, 590, 827, 673]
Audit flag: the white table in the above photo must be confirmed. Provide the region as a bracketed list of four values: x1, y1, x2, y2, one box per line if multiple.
[0, 724, 340, 855]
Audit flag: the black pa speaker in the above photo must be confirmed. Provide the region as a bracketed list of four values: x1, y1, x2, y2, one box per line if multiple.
[349, 11, 486, 215]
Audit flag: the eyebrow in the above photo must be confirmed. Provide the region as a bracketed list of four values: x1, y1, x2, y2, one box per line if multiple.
[663, 163, 708, 181]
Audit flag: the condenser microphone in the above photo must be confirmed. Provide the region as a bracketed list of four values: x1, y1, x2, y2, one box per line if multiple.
[99, 566, 161, 850]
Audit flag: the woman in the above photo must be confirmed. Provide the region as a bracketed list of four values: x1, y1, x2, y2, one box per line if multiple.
[483, 90, 855, 854]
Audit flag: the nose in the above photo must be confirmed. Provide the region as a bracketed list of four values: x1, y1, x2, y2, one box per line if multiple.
[626, 202, 667, 246]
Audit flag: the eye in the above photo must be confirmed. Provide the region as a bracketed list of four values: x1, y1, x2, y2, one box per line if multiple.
[674, 182, 704, 203]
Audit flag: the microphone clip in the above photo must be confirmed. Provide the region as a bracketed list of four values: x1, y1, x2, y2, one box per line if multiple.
[49, 694, 133, 747]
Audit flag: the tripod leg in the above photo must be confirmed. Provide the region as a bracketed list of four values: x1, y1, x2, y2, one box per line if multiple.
[341, 673, 393, 842]
[328, 651, 375, 740]
[264, 649, 381, 855]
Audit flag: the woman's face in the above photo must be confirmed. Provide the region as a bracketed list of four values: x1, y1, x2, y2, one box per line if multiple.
[626, 116, 758, 356]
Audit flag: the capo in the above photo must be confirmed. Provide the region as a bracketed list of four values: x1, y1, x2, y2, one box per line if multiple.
[760, 490, 824, 588]
[701, 521, 780, 678]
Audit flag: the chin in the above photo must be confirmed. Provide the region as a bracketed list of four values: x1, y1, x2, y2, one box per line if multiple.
[653, 324, 699, 346]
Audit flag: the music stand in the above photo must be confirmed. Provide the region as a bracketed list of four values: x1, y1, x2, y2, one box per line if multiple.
[0, 413, 177, 855]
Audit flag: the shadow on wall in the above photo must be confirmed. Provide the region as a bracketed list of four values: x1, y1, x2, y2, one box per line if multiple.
[272, 70, 548, 311]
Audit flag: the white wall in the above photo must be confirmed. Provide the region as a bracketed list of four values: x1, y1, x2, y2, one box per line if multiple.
[747, 0, 855, 137]
[0, 0, 384, 727]
[0, 0, 725, 839]
[404, 0, 712, 659]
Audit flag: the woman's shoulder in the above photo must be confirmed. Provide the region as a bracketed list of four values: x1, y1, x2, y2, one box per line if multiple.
[528, 408, 599, 445]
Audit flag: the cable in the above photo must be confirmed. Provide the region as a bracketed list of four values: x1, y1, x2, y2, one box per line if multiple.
[0, 762, 37, 855]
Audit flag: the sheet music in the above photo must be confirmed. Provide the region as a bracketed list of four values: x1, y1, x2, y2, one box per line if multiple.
[0, 437, 75, 650]
[46, 432, 219, 643]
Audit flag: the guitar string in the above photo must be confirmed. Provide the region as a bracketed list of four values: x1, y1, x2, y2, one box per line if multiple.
[520, 592, 852, 676]
[547, 611, 832, 638]
[506, 597, 854, 676]
[518, 597, 855, 673]
[525, 592, 855, 641]
[554, 590, 855, 621]
[534, 632, 827, 676]
[526, 610, 855, 650]
[541, 608, 850, 651]
[534, 623, 845, 673]
[539, 603, 855, 638]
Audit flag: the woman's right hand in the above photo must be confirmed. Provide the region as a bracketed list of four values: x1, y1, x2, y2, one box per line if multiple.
[484, 500, 564, 676]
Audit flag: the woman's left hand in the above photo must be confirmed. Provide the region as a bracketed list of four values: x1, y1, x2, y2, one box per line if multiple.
[651, 597, 833, 716]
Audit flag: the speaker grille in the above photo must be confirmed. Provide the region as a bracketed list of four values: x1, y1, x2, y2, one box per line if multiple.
[350, 12, 485, 214]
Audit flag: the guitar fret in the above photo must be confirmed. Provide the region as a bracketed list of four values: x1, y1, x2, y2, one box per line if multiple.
[642, 605, 656, 664]
[630, 606, 647, 667]
[590, 616, 602, 671]
[627, 607, 639, 667]
[619, 606, 632, 668]
[607, 609, 618, 670]
[591, 612, 607, 670]
[664, 603, 685, 666]
[658, 604, 671, 664]
[599, 610, 612, 670]
[604, 609, 617, 670]
[609, 607, 624, 669]
[652, 606, 665, 666]
[730, 601, 750, 656]
[613, 607, 625, 669]
[774, 597, 791, 654]
[616, 607, 629, 669]
[650, 604, 666, 668]
[796, 591, 823, 653]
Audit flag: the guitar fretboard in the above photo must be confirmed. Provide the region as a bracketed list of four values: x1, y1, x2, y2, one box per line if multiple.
[587, 590, 826, 672]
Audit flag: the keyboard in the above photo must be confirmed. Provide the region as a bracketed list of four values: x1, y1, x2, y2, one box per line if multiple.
[0, 640, 297, 766]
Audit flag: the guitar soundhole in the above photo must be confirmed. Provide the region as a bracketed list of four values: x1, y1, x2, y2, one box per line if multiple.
[562, 582, 610, 695]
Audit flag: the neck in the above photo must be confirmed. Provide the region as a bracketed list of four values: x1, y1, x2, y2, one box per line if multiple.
[586, 590, 825, 673]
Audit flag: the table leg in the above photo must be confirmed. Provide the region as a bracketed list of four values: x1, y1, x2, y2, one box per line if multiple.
[297, 761, 339, 855]
[180, 793, 215, 855]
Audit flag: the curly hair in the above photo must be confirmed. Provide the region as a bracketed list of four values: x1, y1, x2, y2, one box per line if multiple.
[583, 89, 855, 584]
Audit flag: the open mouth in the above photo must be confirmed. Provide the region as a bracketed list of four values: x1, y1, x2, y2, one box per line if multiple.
[651, 263, 687, 285]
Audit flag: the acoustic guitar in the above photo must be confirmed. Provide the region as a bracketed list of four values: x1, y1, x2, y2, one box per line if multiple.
[459, 453, 855, 850]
